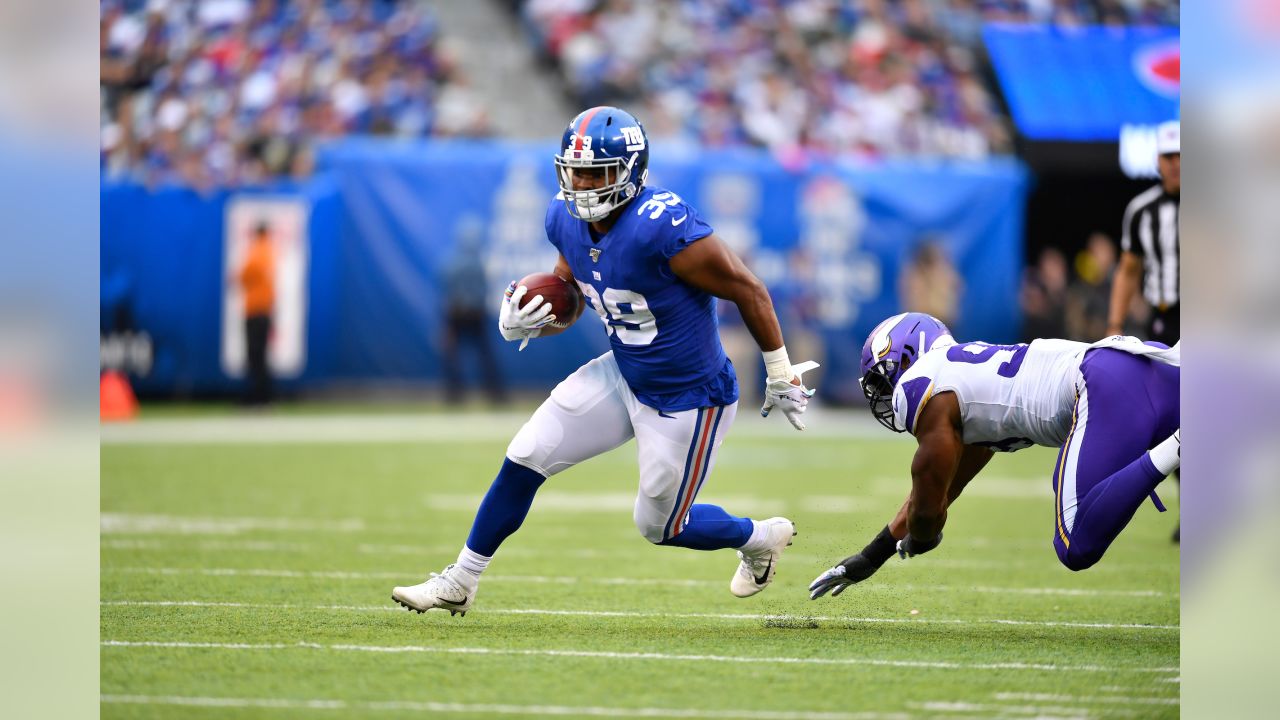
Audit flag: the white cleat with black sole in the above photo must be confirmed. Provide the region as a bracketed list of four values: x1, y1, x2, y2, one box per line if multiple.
[730, 517, 797, 598]
[391, 564, 476, 616]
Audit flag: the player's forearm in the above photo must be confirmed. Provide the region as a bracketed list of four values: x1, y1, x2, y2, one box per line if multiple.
[733, 280, 785, 353]
[906, 494, 947, 541]
[1106, 255, 1142, 333]
[888, 498, 910, 540]
[948, 445, 993, 503]
[1106, 280, 1134, 331]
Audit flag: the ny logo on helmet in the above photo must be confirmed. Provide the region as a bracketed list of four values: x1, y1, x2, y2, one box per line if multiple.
[620, 126, 645, 152]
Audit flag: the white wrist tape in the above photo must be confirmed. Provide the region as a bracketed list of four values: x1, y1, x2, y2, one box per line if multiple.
[763, 346, 793, 383]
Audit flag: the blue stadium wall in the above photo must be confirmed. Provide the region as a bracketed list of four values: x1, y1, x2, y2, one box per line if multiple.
[101, 140, 1028, 403]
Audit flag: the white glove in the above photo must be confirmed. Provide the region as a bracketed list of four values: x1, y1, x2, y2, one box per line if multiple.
[760, 360, 819, 430]
[498, 281, 556, 351]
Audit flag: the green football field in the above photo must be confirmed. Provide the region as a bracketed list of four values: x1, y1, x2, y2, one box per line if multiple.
[101, 409, 1179, 719]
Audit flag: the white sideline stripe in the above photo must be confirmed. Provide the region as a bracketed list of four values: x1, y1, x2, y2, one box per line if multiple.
[100, 640, 1178, 674]
[99, 694, 904, 719]
[101, 513, 365, 535]
[994, 692, 1178, 706]
[104, 566, 1175, 597]
[100, 600, 1180, 631]
[99, 410, 894, 445]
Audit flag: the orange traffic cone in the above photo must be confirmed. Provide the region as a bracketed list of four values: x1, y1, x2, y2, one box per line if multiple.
[100, 371, 138, 422]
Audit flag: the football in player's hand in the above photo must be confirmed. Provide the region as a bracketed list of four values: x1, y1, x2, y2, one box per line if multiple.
[516, 272, 585, 336]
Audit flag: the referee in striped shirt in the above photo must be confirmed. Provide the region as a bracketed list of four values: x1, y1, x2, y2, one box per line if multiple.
[1107, 121, 1180, 343]
[1107, 121, 1180, 543]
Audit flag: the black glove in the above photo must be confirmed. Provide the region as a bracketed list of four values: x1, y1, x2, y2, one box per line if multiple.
[808, 526, 898, 600]
[896, 531, 943, 559]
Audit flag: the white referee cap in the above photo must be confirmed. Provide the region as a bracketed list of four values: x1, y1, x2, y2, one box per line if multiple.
[1156, 121, 1180, 155]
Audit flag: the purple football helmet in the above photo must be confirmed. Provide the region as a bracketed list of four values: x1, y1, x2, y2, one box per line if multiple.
[555, 106, 650, 221]
[860, 312, 955, 432]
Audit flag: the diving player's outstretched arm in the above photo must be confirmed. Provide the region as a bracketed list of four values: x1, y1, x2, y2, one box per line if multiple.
[810, 393, 992, 599]
[887, 438, 993, 540]
[897, 392, 968, 553]
[668, 233, 819, 430]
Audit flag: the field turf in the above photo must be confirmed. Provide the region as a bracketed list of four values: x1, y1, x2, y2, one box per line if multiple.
[101, 409, 1179, 719]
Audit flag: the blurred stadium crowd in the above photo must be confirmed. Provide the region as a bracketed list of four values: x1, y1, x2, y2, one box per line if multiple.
[518, 0, 1177, 158]
[101, 0, 1179, 186]
[100, 0, 490, 187]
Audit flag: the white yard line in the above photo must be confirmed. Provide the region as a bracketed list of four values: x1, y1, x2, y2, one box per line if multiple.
[994, 693, 1177, 706]
[100, 640, 1178, 674]
[102, 539, 317, 552]
[103, 566, 1176, 598]
[100, 600, 1179, 632]
[901, 584, 1174, 598]
[98, 536, 1166, 574]
[101, 513, 365, 535]
[99, 694, 905, 720]
[912, 701, 1100, 718]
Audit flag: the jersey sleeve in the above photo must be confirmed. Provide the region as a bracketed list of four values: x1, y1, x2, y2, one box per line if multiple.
[642, 193, 714, 259]
[892, 375, 937, 435]
[891, 352, 951, 435]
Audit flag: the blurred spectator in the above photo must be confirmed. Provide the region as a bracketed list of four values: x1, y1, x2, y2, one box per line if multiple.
[1020, 246, 1068, 341]
[1065, 232, 1113, 340]
[1065, 231, 1120, 341]
[441, 218, 507, 406]
[899, 239, 962, 328]
[99, 0, 491, 187]
[518, 0, 1177, 160]
[237, 221, 276, 406]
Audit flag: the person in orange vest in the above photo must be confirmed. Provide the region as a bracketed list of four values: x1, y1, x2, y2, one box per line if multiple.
[238, 221, 276, 405]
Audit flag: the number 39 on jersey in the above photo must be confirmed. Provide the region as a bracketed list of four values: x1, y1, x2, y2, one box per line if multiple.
[577, 283, 658, 346]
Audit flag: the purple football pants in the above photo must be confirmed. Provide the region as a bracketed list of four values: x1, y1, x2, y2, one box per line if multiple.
[1051, 348, 1179, 571]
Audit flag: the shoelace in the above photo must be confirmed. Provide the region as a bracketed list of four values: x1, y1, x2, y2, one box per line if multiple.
[737, 549, 772, 576]
[426, 566, 468, 599]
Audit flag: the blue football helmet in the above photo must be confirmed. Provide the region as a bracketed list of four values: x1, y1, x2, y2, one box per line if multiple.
[860, 312, 955, 432]
[554, 106, 650, 221]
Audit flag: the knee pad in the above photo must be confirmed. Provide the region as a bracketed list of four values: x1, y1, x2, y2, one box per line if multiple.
[634, 502, 671, 544]
[505, 409, 564, 477]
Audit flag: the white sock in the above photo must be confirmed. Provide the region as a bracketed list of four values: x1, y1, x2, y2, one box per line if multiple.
[1149, 429, 1180, 476]
[738, 520, 770, 553]
[455, 546, 491, 580]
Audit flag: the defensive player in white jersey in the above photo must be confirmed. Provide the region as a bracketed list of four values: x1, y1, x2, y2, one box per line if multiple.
[809, 312, 1180, 599]
[392, 107, 819, 616]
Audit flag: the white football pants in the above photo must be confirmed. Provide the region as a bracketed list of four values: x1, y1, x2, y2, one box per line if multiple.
[506, 352, 738, 543]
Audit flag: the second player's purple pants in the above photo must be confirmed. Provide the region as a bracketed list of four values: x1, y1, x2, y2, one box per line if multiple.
[1051, 348, 1179, 570]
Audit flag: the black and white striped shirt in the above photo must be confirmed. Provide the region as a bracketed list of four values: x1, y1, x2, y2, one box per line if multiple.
[1120, 185, 1180, 311]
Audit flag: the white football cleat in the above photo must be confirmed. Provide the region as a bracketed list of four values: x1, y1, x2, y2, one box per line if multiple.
[730, 517, 797, 598]
[391, 564, 477, 616]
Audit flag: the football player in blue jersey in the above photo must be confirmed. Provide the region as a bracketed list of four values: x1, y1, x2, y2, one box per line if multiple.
[393, 107, 819, 616]
[807, 312, 1180, 600]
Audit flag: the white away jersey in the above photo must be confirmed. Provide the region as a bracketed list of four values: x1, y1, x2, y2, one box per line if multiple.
[891, 339, 1089, 451]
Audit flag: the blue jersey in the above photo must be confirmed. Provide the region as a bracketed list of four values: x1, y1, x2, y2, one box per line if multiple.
[545, 186, 738, 412]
